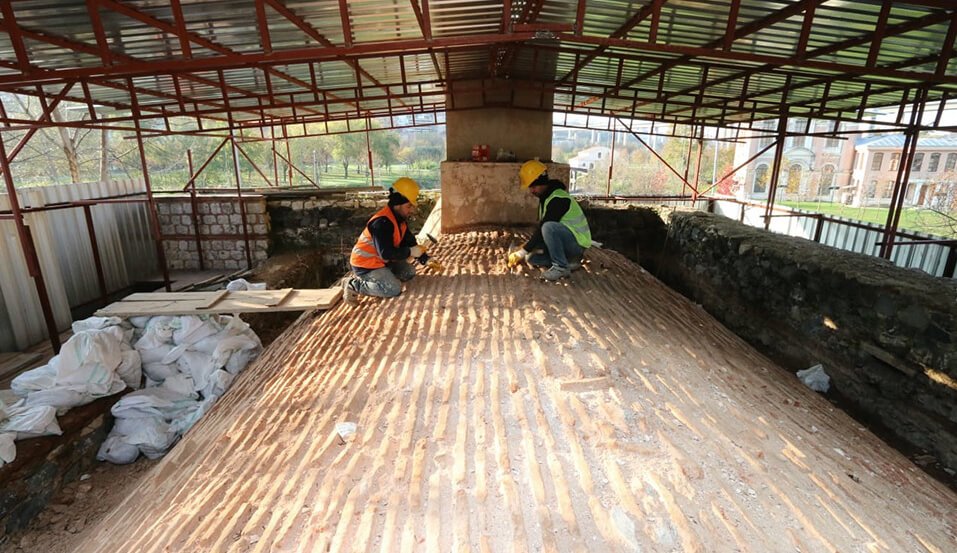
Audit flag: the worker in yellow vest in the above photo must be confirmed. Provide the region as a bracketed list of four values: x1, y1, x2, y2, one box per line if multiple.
[342, 177, 430, 303]
[507, 160, 592, 281]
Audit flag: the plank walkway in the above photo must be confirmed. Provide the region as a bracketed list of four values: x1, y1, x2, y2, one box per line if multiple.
[76, 230, 956, 552]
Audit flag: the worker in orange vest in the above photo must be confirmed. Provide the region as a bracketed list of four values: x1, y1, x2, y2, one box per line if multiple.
[342, 177, 430, 303]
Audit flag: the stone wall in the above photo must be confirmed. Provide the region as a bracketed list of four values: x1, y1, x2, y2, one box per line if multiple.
[659, 211, 957, 472]
[581, 203, 668, 272]
[156, 195, 269, 271]
[440, 162, 570, 231]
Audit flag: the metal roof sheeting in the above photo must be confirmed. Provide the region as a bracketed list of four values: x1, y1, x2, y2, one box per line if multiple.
[0, 0, 953, 130]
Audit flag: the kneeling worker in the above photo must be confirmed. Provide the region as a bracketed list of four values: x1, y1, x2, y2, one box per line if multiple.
[507, 160, 592, 281]
[342, 177, 430, 302]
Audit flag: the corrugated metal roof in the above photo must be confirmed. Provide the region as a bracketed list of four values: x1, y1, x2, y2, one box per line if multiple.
[0, 0, 953, 131]
[857, 134, 957, 149]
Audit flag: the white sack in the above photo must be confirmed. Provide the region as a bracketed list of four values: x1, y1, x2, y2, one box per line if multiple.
[797, 364, 830, 393]
[0, 402, 62, 439]
[0, 432, 16, 466]
[96, 436, 140, 464]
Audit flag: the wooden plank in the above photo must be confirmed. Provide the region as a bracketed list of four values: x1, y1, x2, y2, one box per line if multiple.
[123, 292, 223, 302]
[198, 290, 229, 310]
[269, 288, 295, 307]
[94, 288, 341, 317]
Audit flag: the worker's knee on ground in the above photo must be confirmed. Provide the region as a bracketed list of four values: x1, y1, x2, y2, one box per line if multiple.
[382, 281, 402, 297]
[397, 271, 415, 283]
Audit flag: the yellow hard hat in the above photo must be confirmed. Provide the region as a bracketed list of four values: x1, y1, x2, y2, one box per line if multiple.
[519, 159, 547, 188]
[391, 176, 420, 206]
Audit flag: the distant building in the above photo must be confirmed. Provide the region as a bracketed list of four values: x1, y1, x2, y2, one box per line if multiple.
[732, 119, 859, 202]
[849, 135, 957, 207]
[568, 146, 611, 186]
[733, 120, 957, 207]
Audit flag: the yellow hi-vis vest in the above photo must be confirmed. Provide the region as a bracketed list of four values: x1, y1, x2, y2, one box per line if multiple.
[540, 188, 592, 249]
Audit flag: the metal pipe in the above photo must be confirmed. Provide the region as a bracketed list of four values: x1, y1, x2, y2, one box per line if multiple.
[127, 78, 171, 292]
[186, 149, 206, 270]
[763, 113, 789, 230]
[82, 204, 109, 305]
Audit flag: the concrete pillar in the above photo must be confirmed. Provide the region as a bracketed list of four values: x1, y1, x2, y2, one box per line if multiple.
[445, 79, 554, 162]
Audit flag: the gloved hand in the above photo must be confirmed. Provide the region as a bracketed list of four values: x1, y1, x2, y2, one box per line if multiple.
[410, 245, 424, 258]
[507, 248, 528, 268]
[416, 252, 431, 266]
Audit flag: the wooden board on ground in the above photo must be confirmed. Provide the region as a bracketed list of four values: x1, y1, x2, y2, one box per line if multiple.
[94, 288, 341, 317]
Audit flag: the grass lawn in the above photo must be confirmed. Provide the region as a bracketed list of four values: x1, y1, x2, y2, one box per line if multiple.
[781, 200, 957, 238]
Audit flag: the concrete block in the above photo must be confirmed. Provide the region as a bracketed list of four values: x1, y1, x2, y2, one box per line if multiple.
[216, 215, 228, 225]
[171, 203, 183, 215]
[203, 215, 216, 224]
[198, 203, 211, 214]
[230, 214, 243, 225]
[224, 259, 239, 270]
[291, 200, 304, 210]
[210, 203, 221, 215]
[210, 224, 223, 234]
[175, 225, 189, 234]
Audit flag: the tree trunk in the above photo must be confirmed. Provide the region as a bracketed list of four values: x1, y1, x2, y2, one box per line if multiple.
[99, 129, 110, 182]
[50, 105, 81, 183]
[343, 162, 349, 179]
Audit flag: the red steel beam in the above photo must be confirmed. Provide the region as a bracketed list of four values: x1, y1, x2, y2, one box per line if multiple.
[182, 137, 230, 191]
[0, 1, 29, 70]
[127, 78, 172, 291]
[5, 82, 75, 164]
[0, 32, 539, 87]
[233, 140, 276, 187]
[339, 0, 353, 48]
[0, 125, 61, 352]
[170, 0, 192, 58]
[86, 0, 113, 66]
[556, 0, 666, 86]
[938, 10, 957, 77]
[866, 0, 893, 68]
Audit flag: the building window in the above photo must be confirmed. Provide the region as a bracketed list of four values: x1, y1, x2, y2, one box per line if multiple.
[819, 164, 835, 195]
[929, 153, 940, 172]
[787, 164, 802, 192]
[597, 152, 602, 159]
[889, 153, 900, 172]
[825, 136, 840, 149]
[884, 181, 895, 199]
[946, 153, 956, 172]
[868, 180, 878, 198]
[870, 153, 884, 171]
[753, 164, 769, 194]
[913, 152, 924, 171]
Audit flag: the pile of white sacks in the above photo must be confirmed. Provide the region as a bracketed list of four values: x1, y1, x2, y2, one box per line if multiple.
[0, 313, 261, 467]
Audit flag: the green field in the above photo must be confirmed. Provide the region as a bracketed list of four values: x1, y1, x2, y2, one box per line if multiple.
[781, 200, 957, 238]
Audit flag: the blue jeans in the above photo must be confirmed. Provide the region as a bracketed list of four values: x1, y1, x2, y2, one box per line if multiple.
[353, 260, 415, 298]
[528, 221, 583, 270]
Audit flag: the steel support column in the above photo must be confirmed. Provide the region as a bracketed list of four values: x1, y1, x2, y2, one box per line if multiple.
[880, 87, 928, 260]
[82, 204, 109, 306]
[186, 149, 206, 270]
[128, 80, 172, 291]
[763, 113, 789, 230]
[0, 131, 61, 352]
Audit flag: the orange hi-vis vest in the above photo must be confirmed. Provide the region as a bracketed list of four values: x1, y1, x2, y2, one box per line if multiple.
[350, 206, 408, 269]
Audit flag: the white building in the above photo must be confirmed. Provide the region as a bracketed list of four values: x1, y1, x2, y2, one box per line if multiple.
[568, 146, 611, 186]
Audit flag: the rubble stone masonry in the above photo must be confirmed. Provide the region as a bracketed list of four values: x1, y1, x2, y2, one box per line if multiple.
[660, 211, 957, 473]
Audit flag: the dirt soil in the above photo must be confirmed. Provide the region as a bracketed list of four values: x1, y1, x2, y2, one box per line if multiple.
[0, 251, 332, 553]
[240, 249, 331, 347]
[0, 459, 159, 553]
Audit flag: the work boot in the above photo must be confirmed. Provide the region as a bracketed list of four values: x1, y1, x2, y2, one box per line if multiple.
[542, 265, 571, 281]
[568, 261, 583, 272]
[340, 275, 359, 305]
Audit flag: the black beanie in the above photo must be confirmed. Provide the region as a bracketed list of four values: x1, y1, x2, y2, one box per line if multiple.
[388, 187, 411, 206]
